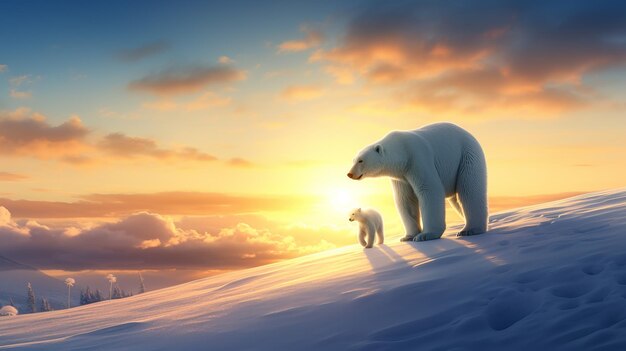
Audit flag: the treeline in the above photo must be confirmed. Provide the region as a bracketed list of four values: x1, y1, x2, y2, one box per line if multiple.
[79, 286, 133, 305]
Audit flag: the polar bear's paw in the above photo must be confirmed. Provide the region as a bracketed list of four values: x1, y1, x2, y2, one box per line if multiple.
[412, 233, 442, 241]
[400, 235, 416, 242]
[456, 228, 484, 237]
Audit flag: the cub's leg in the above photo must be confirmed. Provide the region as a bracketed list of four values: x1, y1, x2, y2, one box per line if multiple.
[358, 227, 367, 247]
[365, 222, 375, 248]
[376, 224, 384, 245]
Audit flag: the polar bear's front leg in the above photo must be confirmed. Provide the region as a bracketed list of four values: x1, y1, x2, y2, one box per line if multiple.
[392, 179, 421, 241]
[407, 176, 446, 242]
[358, 227, 367, 247]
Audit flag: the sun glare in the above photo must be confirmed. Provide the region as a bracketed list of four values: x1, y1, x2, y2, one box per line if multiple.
[328, 188, 359, 212]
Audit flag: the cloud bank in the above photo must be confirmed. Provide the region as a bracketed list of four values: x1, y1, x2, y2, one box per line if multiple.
[0, 207, 342, 271]
[0, 192, 313, 218]
[312, 0, 626, 115]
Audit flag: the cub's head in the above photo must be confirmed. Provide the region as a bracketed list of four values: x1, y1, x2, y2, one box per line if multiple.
[347, 144, 384, 180]
[348, 208, 362, 222]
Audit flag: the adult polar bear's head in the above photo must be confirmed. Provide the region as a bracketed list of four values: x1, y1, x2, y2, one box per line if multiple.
[347, 144, 384, 180]
[347, 132, 407, 180]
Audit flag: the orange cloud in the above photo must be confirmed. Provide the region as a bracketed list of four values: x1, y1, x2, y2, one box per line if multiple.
[277, 26, 324, 53]
[0, 109, 90, 158]
[227, 157, 254, 168]
[97, 133, 218, 162]
[310, 2, 626, 116]
[0, 192, 315, 218]
[185, 91, 231, 111]
[281, 85, 324, 101]
[0, 172, 28, 181]
[402, 68, 587, 116]
[128, 65, 246, 95]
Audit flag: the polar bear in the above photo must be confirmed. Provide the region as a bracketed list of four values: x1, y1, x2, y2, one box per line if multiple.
[349, 208, 384, 248]
[347, 122, 488, 242]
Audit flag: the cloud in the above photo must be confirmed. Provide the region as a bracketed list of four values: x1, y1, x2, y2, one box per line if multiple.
[0, 192, 315, 218]
[218, 56, 234, 64]
[142, 91, 231, 111]
[280, 85, 324, 101]
[117, 41, 170, 62]
[311, 0, 626, 115]
[0, 172, 28, 181]
[227, 157, 254, 168]
[278, 25, 324, 53]
[141, 99, 178, 111]
[0, 109, 239, 165]
[9, 75, 31, 86]
[8, 75, 34, 99]
[0, 109, 90, 158]
[0, 208, 341, 270]
[0, 64, 7, 73]
[97, 133, 218, 161]
[128, 65, 246, 95]
[9, 89, 31, 99]
[185, 91, 232, 111]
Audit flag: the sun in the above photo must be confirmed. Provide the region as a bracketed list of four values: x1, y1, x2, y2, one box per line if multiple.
[328, 187, 360, 212]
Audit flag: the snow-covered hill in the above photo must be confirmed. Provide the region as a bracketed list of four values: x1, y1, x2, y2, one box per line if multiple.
[1, 189, 625, 350]
[0, 258, 80, 312]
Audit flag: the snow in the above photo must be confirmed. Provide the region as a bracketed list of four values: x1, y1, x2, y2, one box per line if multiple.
[0, 269, 81, 312]
[1, 189, 626, 350]
[0, 306, 18, 317]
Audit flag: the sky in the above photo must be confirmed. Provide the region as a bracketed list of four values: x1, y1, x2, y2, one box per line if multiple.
[0, 0, 625, 276]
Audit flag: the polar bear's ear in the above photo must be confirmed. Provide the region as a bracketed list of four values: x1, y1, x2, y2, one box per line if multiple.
[357, 208, 361, 212]
[375, 144, 383, 155]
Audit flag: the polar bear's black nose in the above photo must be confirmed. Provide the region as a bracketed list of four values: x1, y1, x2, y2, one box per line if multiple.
[347, 173, 353, 179]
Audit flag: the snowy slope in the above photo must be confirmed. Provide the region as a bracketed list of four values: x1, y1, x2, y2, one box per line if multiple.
[1, 189, 625, 350]
[0, 258, 80, 312]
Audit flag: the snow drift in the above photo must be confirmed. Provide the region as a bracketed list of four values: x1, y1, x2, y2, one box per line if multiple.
[0, 189, 625, 350]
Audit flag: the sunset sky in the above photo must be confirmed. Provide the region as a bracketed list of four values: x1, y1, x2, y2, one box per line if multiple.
[1, 0, 625, 276]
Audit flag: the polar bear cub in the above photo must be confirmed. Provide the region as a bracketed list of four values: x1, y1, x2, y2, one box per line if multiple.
[349, 208, 384, 248]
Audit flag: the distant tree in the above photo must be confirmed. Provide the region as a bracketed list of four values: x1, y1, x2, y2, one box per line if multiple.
[94, 289, 103, 302]
[106, 274, 117, 300]
[80, 286, 104, 305]
[138, 273, 146, 294]
[40, 297, 53, 312]
[112, 286, 122, 299]
[26, 283, 36, 313]
[80, 287, 87, 305]
[65, 278, 75, 309]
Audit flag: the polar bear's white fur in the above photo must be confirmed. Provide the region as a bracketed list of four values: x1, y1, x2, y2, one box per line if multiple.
[347, 122, 488, 242]
[349, 208, 384, 248]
